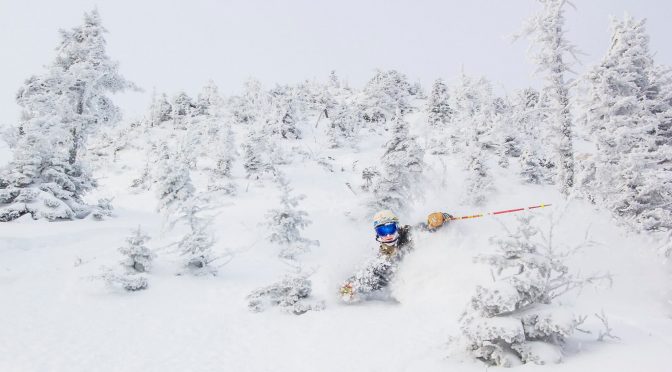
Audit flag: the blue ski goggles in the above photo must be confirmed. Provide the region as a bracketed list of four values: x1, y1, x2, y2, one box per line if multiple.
[375, 223, 398, 237]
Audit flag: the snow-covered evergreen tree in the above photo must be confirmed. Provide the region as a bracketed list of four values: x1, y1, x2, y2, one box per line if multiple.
[0, 134, 94, 221]
[369, 112, 425, 212]
[268, 87, 301, 139]
[443, 74, 496, 205]
[326, 98, 360, 148]
[178, 207, 219, 275]
[513, 88, 556, 184]
[456, 215, 610, 366]
[147, 91, 172, 127]
[247, 275, 324, 315]
[1, 9, 134, 221]
[580, 15, 672, 233]
[154, 142, 195, 213]
[427, 78, 452, 127]
[170, 92, 196, 129]
[208, 121, 237, 194]
[249, 174, 322, 314]
[195, 80, 221, 117]
[266, 173, 318, 261]
[230, 78, 268, 125]
[241, 127, 275, 180]
[463, 147, 494, 206]
[517, 0, 580, 195]
[41, 9, 135, 165]
[448, 73, 497, 154]
[119, 226, 155, 273]
[360, 69, 412, 125]
[101, 226, 154, 291]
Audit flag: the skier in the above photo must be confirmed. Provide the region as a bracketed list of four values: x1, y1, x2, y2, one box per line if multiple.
[339, 209, 452, 302]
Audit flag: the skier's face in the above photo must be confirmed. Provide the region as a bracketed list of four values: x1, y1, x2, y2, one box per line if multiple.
[375, 223, 398, 244]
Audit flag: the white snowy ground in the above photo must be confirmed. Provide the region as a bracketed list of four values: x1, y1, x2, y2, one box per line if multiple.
[1, 112, 671, 372]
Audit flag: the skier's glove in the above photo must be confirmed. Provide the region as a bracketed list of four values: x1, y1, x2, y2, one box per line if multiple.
[427, 212, 453, 230]
[339, 283, 355, 301]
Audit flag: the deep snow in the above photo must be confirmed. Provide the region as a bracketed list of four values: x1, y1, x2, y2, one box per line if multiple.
[0, 109, 671, 372]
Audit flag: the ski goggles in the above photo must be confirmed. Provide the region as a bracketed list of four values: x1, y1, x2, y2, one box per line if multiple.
[375, 223, 398, 237]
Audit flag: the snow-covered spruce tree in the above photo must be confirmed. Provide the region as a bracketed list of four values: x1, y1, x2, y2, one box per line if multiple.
[326, 98, 361, 148]
[492, 96, 523, 168]
[456, 215, 611, 366]
[241, 127, 275, 180]
[154, 142, 195, 213]
[360, 69, 413, 125]
[246, 275, 325, 315]
[195, 80, 221, 117]
[463, 146, 494, 207]
[247, 173, 323, 314]
[267, 87, 301, 139]
[1, 9, 134, 221]
[147, 91, 172, 127]
[170, 92, 196, 129]
[516, 0, 580, 195]
[266, 172, 318, 262]
[118, 226, 155, 273]
[427, 78, 452, 127]
[445, 74, 496, 205]
[229, 78, 268, 125]
[177, 200, 220, 275]
[579, 15, 672, 233]
[208, 121, 237, 194]
[101, 226, 154, 291]
[513, 88, 556, 184]
[43, 9, 136, 166]
[447, 73, 497, 155]
[369, 111, 425, 212]
[0, 134, 94, 221]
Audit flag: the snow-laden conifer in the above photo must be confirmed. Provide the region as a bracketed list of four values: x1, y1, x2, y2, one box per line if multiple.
[247, 275, 324, 315]
[427, 78, 452, 127]
[147, 92, 172, 127]
[241, 127, 276, 180]
[579, 15, 672, 233]
[169, 194, 228, 276]
[101, 226, 154, 291]
[326, 99, 360, 148]
[178, 213, 218, 275]
[0, 134, 94, 221]
[266, 172, 318, 261]
[208, 122, 237, 194]
[154, 142, 194, 213]
[369, 111, 425, 212]
[119, 226, 155, 273]
[513, 89, 556, 184]
[230, 78, 268, 125]
[448, 74, 496, 154]
[463, 147, 494, 206]
[268, 88, 301, 139]
[516, 0, 580, 195]
[455, 215, 611, 366]
[1, 9, 134, 221]
[170, 92, 196, 129]
[446, 74, 496, 205]
[248, 173, 322, 314]
[360, 69, 412, 125]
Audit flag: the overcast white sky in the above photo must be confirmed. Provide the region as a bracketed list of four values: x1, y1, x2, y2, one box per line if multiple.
[0, 0, 670, 122]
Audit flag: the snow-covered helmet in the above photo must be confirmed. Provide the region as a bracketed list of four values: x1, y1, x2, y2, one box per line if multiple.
[373, 210, 400, 245]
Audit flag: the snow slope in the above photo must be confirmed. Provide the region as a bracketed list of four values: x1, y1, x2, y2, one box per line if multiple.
[0, 109, 671, 372]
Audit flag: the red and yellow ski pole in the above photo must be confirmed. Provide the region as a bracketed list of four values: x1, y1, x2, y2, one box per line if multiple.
[448, 204, 552, 221]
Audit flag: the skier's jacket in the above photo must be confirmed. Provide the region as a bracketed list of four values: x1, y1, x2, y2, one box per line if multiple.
[343, 222, 438, 299]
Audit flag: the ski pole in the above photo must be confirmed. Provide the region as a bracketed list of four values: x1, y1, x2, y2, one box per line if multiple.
[448, 204, 552, 221]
